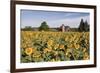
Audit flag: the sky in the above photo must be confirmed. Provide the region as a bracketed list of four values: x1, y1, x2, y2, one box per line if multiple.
[21, 10, 90, 28]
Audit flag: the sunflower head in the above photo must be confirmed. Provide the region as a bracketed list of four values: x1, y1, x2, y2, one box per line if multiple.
[83, 52, 89, 60]
[32, 51, 41, 58]
[59, 44, 65, 49]
[54, 44, 59, 50]
[25, 48, 33, 56]
[47, 39, 53, 46]
[74, 44, 80, 49]
[43, 48, 52, 53]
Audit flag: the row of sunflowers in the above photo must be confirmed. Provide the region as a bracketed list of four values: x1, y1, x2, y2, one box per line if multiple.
[21, 31, 89, 63]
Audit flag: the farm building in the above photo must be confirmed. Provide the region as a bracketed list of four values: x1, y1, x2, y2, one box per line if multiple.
[60, 24, 70, 32]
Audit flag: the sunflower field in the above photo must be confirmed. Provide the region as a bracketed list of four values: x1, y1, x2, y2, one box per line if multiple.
[21, 31, 90, 63]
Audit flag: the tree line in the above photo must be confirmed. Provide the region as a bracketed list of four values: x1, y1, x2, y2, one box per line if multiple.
[21, 18, 89, 32]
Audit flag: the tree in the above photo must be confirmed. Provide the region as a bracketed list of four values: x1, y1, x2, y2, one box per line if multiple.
[22, 26, 33, 31]
[78, 19, 84, 32]
[39, 21, 49, 31]
[78, 19, 89, 32]
[84, 20, 89, 31]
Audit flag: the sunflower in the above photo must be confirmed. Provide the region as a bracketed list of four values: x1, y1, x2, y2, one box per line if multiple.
[43, 48, 52, 53]
[47, 39, 53, 46]
[54, 44, 59, 50]
[32, 51, 41, 58]
[83, 48, 87, 52]
[74, 43, 80, 49]
[69, 43, 80, 49]
[83, 52, 89, 60]
[59, 44, 65, 49]
[54, 51, 58, 56]
[65, 52, 69, 56]
[25, 48, 33, 56]
[65, 37, 68, 41]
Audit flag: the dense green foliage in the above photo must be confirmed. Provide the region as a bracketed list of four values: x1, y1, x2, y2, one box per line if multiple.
[78, 19, 89, 32]
[39, 21, 50, 31]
